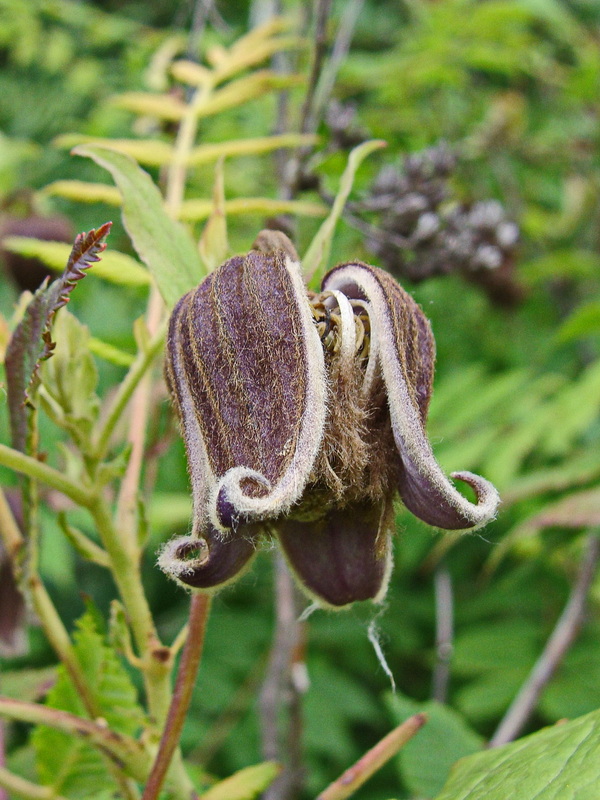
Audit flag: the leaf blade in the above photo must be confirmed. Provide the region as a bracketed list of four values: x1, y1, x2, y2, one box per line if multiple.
[73, 145, 204, 306]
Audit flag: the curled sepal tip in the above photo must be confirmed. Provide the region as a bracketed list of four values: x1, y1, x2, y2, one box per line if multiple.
[322, 261, 500, 531]
[158, 527, 259, 591]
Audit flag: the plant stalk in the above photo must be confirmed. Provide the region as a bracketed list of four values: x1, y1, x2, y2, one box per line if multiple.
[142, 593, 212, 800]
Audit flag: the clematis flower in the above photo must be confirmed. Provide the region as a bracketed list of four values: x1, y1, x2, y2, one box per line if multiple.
[159, 231, 499, 607]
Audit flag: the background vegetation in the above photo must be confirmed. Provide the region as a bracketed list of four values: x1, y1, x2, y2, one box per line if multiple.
[1, 1, 600, 798]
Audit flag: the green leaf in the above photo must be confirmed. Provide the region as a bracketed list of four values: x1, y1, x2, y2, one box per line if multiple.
[201, 762, 280, 800]
[2, 237, 151, 287]
[387, 693, 483, 799]
[32, 610, 145, 798]
[88, 337, 135, 366]
[0, 667, 57, 703]
[39, 309, 100, 449]
[73, 145, 204, 306]
[303, 139, 386, 283]
[434, 709, 600, 800]
[4, 223, 111, 451]
[556, 302, 600, 343]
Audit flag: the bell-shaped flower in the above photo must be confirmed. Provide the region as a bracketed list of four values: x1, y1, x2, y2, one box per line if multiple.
[159, 232, 499, 607]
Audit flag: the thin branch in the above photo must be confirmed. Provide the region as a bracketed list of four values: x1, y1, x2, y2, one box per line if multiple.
[0, 697, 150, 782]
[316, 714, 428, 800]
[0, 445, 93, 509]
[92, 319, 167, 461]
[0, 765, 69, 800]
[490, 532, 600, 747]
[115, 289, 164, 546]
[299, 0, 334, 136]
[260, 554, 306, 800]
[142, 593, 211, 800]
[310, 0, 364, 129]
[432, 566, 453, 703]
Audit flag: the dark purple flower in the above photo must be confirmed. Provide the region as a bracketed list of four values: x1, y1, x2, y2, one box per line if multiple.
[159, 231, 499, 607]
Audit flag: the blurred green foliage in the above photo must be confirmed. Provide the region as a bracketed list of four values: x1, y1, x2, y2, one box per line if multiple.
[1, 1, 600, 799]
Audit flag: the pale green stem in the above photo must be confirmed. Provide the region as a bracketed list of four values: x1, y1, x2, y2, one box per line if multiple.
[92, 319, 168, 461]
[0, 494, 140, 800]
[0, 765, 69, 800]
[0, 446, 93, 508]
[0, 698, 151, 783]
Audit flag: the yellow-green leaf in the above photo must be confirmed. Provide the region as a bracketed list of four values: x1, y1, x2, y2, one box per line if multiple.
[303, 139, 387, 283]
[194, 71, 303, 120]
[200, 762, 280, 800]
[187, 133, 318, 167]
[2, 237, 151, 288]
[112, 91, 187, 121]
[88, 338, 135, 367]
[54, 135, 175, 167]
[179, 197, 327, 222]
[42, 180, 122, 205]
[2, 236, 151, 286]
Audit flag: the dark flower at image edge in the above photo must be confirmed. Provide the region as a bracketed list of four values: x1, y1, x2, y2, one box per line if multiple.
[159, 231, 499, 608]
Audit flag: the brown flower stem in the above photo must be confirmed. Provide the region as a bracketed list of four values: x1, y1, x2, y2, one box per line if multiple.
[432, 566, 454, 703]
[0, 764, 69, 800]
[490, 532, 600, 748]
[0, 697, 151, 782]
[142, 593, 212, 800]
[316, 714, 428, 800]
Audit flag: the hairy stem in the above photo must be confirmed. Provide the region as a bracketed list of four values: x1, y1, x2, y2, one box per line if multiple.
[142, 593, 211, 800]
[316, 714, 428, 800]
[88, 498, 173, 724]
[490, 533, 600, 747]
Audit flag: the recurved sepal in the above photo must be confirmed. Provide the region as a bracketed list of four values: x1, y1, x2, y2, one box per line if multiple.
[165, 246, 327, 538]
[322, 262, 500, 530]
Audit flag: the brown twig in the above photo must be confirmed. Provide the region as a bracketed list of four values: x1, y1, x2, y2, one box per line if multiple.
[316, 714, 428, 800]
[260, 553, 307, 800]
[310, 0, 364, 131]
[489, 532, 600, 747]
[432, 566, 454, 703]
[141, 593, 211, 800]
[299, 0, 334, 136]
